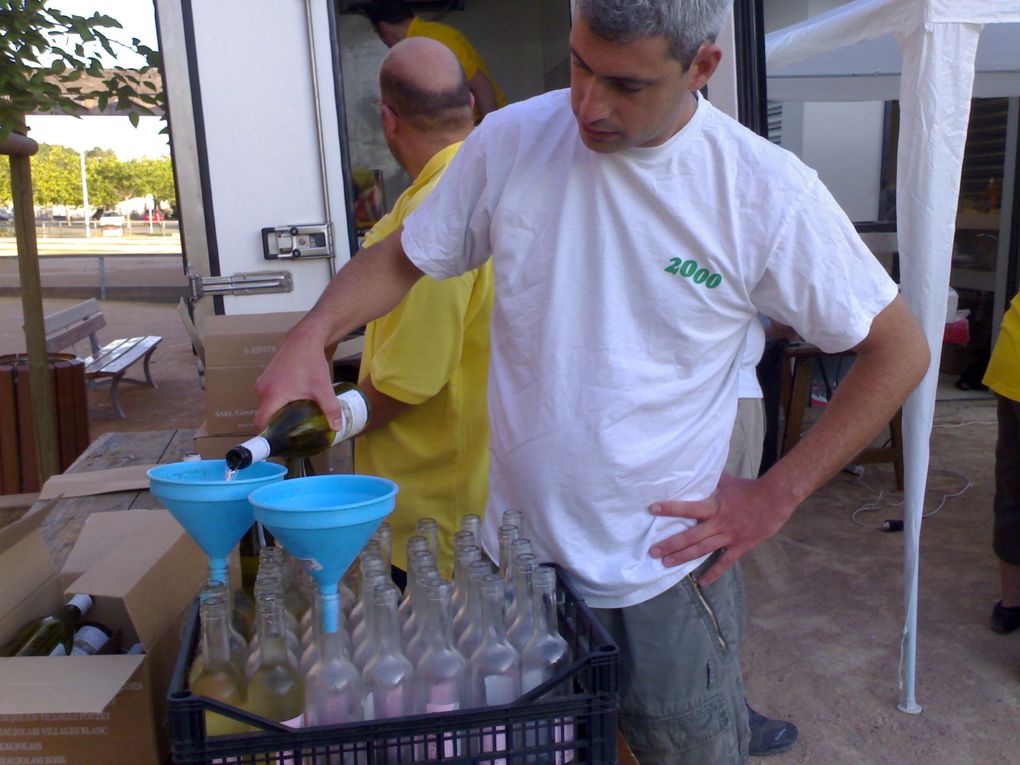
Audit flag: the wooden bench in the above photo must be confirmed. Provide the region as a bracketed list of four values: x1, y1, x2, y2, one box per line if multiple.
[41, 299, 162, 419]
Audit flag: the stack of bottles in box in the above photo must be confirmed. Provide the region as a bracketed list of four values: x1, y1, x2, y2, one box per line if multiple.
[189, 509, 571, 734]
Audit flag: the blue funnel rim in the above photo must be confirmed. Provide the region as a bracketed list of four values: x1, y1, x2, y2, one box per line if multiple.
[249, 474, 398, 513]
[146, 460, 287, 486]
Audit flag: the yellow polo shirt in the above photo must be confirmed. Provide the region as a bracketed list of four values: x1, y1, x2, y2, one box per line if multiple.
[407, 17, 508, 114]
[356, 142, 493, 574]
[984, 293, 1020, 403]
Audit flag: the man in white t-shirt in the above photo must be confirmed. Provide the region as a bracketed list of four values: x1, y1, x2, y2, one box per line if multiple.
[256, 2, 928, 761]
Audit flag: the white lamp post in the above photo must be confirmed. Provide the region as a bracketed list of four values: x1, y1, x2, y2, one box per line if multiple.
[79, 149, 91, 238]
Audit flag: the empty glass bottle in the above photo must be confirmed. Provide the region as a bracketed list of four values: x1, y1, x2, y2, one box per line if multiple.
[348, 553, 387, 635]
[504, 539, 534, 628]
[362, 584, 415, 720]
[416, 517, 439, 565]
[469, 575, 522, 707]
[454, 559, 494, 652]
[351, 570, 393, 671]
[508, 553, 539, 651]
[451, 543, 482, 626]
[459, 513, 482, 544]
[413, 580, 469, 714]
[304, 611, 363, 728]
[520, 566, 572, 762]
[502, 510, 525, 538]
[404, 567, 442, 667]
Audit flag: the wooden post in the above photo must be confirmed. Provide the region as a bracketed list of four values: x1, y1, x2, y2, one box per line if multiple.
[3, 122, 60, 486]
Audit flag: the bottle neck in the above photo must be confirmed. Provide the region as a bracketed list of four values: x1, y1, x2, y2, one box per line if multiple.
[201, 602, 235, 667]
[481, 581, 508, 643]
[255, 595, 289, 663]
[535, 584, 557, 637]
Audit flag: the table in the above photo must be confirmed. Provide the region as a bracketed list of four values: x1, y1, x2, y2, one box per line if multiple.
[35, 428, 195, 568]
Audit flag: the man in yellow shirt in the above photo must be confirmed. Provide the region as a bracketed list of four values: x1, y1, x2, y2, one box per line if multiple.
[365, 0, 507, 122]
[983, 293, 1020, 634]
[356, 36, 494, 577]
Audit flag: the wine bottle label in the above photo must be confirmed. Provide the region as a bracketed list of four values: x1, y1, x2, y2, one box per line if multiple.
[70, 625, 110, 655]
[239, 436, 272, 463]
[68, 593, 93, 617]
[125, 642, 146, 655]
[49, 643, 68, 657]
[331, 390, 369, 443]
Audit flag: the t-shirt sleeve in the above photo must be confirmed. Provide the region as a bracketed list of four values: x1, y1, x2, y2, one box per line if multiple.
[750, 174, 899, 353]
[401, 130, 495, 279]
[368, 270, 479, 405]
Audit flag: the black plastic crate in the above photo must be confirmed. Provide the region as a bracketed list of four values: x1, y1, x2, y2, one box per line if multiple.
[168, 563, 619, 765]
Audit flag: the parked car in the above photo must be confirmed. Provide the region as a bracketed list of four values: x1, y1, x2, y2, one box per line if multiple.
[142, 209, 165, 222]
[98, 214, 126, 227]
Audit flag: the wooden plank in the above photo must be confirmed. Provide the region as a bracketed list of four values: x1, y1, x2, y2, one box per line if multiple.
[42, 299, 101, 335]
[86, 336, 161, 378]
[38, 429, 191, 568]
[44, 314, 105, 354]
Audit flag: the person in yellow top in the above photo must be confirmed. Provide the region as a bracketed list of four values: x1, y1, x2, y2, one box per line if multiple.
[983, 292, 1020, 634]
[356, 36, 494, 577]
[365, 0, 507, 122]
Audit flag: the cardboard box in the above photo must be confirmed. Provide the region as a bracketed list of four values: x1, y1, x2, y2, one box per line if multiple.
[0, 508, 206, 765]
[201, 311, 306, 369]
[203, 364, 264, 435]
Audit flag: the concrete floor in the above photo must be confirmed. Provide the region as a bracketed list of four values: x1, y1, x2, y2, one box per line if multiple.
[1, 283, 1016, 764]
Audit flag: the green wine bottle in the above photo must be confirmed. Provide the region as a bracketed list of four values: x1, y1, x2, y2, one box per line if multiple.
[1, 594, 93, 657]
[224, 382, 370, 471]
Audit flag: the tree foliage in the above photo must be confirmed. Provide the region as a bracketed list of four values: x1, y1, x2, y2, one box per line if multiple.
[0, 0, 163, 142]
[0, 144, 175, 210]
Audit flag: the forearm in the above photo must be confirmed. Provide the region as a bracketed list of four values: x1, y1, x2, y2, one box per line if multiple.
[759, 296, 929, 514]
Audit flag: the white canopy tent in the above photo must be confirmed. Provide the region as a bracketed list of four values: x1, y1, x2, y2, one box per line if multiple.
[765, 0, 1020, 714]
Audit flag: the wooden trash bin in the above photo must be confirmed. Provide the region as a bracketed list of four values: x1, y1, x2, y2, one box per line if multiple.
[0, 353, 90, 495]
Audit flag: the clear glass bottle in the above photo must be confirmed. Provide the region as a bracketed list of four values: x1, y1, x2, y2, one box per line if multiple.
[398, 536, 430, 624]
[413, 580, 468, 713]
[455, 559, 495, 657]
[502, 509, 525, 537]
[303, 610, 363, 727]
[246, 575, 300, 679]
[507, 553, 539, 651]
[470, 574, 521, 764]
[469, 575, 522, 707]
[400, 550, 437, 646]
[504, 538, 534, 628]
[348, 553, 387, 636]
[520, 566, 573, 760]
[497, 524, 521, 611]
[459, 513, 481, 544]
[373, 522, 393, 574]
[404, 567, 442, 667]
[224, 381, 370, 471]
[191, 582, 249, 736]
[245, 590, 304, 728]
[351, 570, 392, 671]
[362, 583, 415, 720]
[451, 543, 482, 627]
[416, 517, 439, 562]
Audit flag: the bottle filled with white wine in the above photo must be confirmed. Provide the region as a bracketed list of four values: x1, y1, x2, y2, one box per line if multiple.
[224, 382, 370, 471]
[1, 594, 93, 657]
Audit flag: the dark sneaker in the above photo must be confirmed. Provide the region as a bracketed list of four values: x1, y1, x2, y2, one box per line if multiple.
[748, 702, 798, 757]
[991, 601, 1020, 634]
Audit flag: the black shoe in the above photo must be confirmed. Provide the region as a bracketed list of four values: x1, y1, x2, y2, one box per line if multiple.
[747, 702, 798, 757]
[991, 601, 1020, 634]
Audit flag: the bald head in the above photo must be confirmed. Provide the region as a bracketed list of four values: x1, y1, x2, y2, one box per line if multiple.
[379, 37, 473, 135]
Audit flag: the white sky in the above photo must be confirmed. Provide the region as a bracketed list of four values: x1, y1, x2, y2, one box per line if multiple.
[25, 1, 169, 160]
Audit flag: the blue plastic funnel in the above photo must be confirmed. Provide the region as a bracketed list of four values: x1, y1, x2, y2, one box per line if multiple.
[249, 474, 398, 633]
[147, 460, 287, 583]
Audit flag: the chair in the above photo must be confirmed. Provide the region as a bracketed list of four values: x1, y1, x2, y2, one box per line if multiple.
[779, 342, 904, 490]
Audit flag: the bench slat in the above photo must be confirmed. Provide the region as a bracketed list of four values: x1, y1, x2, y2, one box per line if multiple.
[85, 337, 161, 378]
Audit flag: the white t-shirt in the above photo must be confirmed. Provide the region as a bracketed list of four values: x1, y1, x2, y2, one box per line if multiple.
[402, 89, 897, 608]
